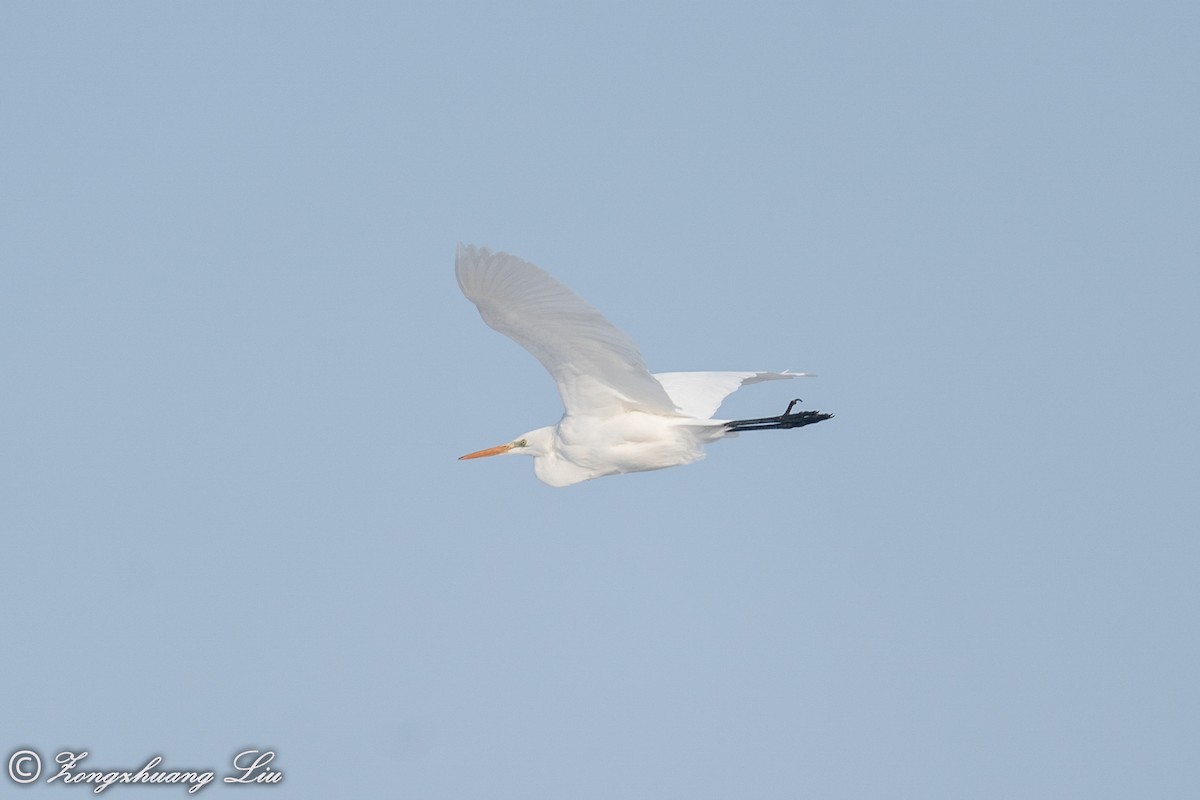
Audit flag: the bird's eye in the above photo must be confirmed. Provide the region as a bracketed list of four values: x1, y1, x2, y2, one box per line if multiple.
[515, 439, 527, 447]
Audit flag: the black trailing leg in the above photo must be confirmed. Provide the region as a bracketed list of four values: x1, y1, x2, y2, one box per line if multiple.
[726, 399, 833, 433]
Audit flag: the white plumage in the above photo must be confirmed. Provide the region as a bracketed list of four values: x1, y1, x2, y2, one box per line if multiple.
[456, 245, 830, 487]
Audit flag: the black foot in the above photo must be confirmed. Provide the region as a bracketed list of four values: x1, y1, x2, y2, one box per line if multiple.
[726, 399, 833, 433]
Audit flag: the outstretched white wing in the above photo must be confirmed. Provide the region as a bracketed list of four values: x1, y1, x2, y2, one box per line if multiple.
[652, 371, 811, 419]
[456, 245, 678, 416]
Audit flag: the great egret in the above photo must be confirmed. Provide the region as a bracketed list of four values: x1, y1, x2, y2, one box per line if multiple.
[456, 245, 831, 487]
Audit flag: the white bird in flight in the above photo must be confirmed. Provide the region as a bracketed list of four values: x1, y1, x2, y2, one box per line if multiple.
[456, 245, 832, 487]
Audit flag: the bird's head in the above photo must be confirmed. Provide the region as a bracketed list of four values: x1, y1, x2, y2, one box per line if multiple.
[458, 426, 553, 461]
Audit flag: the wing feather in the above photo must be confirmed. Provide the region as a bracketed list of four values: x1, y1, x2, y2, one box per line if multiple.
[456, 245, 678, 416]
[652, 371, 811, 419]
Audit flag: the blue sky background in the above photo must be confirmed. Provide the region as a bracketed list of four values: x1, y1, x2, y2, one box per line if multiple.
[3, 2, 1197, 797]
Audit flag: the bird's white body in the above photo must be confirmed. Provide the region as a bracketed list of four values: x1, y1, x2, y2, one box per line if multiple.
[521, 410, 720, 488]
[455, 245, 823, 487]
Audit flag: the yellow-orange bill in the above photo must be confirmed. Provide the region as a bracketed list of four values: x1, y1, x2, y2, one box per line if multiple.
[458, 443, 514, 460]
